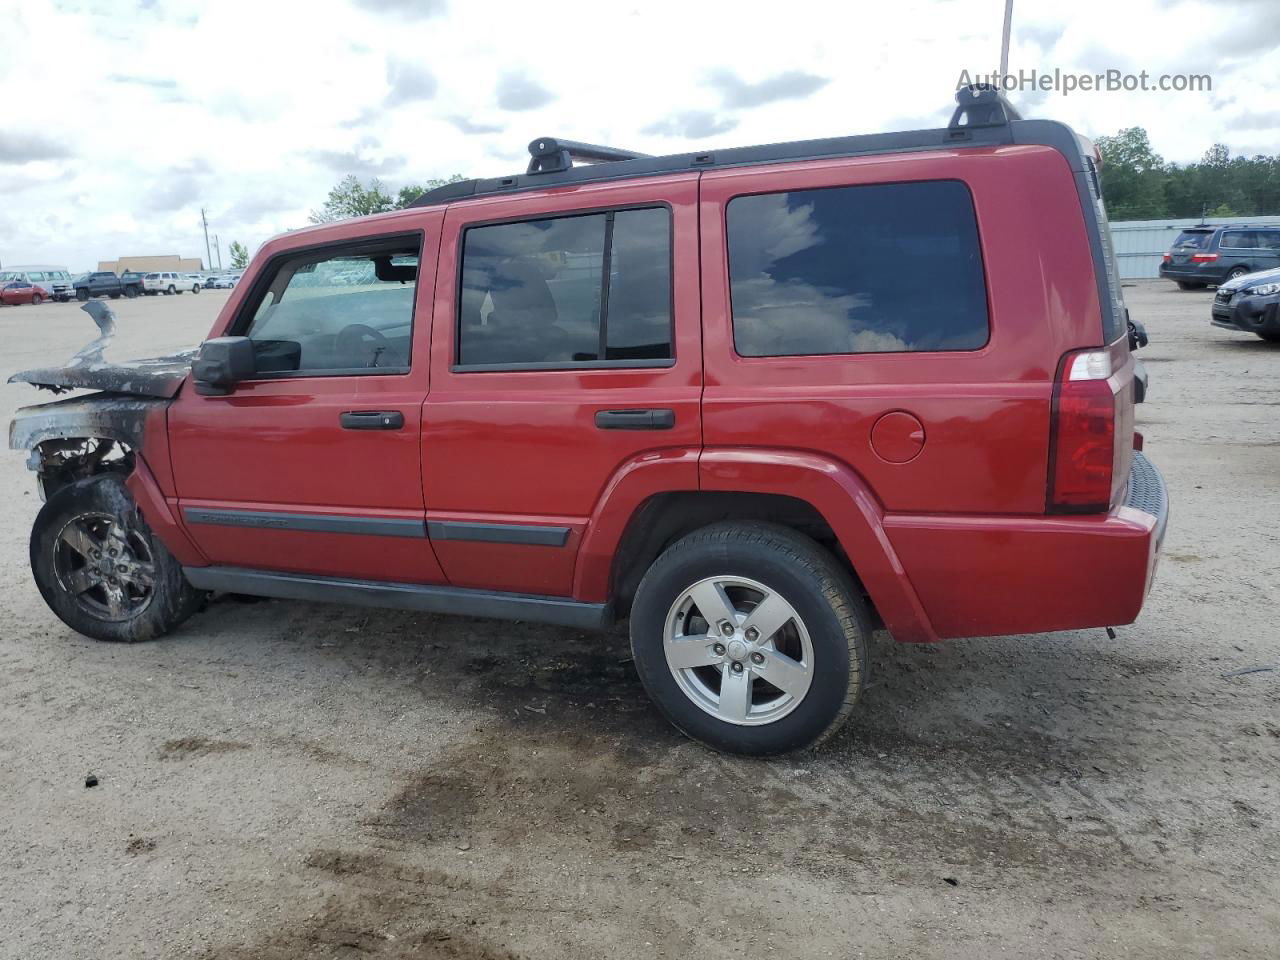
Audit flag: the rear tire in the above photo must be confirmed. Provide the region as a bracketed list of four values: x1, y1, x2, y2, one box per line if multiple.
[166, 285, 176, 295]
[1257, 331, 1280, 342]
[629, 521, 868, 755]
[31, 294, 42, 305]
[30, 474, 205, 643]
[1226, 266, 1250, 282]
[125, 286, 138, 298]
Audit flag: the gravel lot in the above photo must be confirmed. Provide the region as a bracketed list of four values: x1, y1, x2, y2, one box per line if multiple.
[1, 282, 1277, 959]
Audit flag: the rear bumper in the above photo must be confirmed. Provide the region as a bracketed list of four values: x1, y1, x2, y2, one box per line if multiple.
[1160, 262, 1224, 283]
[885, 452, 1168, 639]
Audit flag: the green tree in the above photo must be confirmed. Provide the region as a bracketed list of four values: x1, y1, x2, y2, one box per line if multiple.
[228, 241, 250, 270]
[308, 175, 397, 224]
[394, 174, 467, 209]
[1095, 127, 1168, 219]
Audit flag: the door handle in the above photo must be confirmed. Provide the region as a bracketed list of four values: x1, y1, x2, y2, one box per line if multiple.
[340, 410, 404, 430]
[594, 408, 675, 430]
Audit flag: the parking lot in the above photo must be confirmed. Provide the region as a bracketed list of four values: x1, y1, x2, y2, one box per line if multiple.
[0, 282, 1277, 958]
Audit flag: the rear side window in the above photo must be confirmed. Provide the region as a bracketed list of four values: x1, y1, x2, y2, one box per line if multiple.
[726, 180, 989, 357]
[457, 206, 672, 368]
[1220, 231, 1258, 249]
[240, 236, 421, 375]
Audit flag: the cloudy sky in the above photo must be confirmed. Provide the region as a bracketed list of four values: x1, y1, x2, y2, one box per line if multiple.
[1, 0, 1276, 272]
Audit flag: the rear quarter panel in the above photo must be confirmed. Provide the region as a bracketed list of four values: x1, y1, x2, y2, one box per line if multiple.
[699, 144, 1104, 516]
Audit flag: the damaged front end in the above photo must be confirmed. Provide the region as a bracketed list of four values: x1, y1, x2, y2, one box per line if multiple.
[8, 301, 194, 499]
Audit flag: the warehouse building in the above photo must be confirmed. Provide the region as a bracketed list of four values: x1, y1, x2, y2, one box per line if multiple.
[97, 254, 205, 274]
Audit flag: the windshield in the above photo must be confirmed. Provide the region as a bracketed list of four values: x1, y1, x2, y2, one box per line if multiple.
[1172, 230, 1212, 251]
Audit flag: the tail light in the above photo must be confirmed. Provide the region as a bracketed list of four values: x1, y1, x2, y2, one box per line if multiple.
[1049, 349, 1115, 512]
[1162, 253, 1171, 262]
[1191, 252, 1218, 263]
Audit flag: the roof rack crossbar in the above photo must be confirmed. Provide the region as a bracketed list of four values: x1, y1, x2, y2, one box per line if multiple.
[948, 83, 1022, 130]
[527, 137, 651, 175]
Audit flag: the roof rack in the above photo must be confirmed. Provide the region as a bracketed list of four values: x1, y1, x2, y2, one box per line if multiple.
[407, 86, 1051, 210]
[948, 83, 1022, 129]
[526, 137, 651, 175]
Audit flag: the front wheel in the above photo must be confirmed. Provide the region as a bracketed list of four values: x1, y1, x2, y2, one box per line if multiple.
[166, 285, 176, 295]
[30, 474, 205, 643]
[1176, 281, 1204, 291]
[31, 294, 42, 305]
[192, 284, 200, 294]
[76, 288, 89, 301]
[629, 522, 868, 755]
[125, 286, 138, 298]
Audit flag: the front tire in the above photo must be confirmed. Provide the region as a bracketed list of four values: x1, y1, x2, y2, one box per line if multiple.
[1176, 281, 1204, 290]
[76, 288, 89, 301]
[166, 285, 176, 295]
[31, 294, 42, 305]
[125, 286, 138, 298]
[30, 474, 204, 643]
[629, 522, 868, 755]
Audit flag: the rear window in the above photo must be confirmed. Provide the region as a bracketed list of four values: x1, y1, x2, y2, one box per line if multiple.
[726, 180, 989, 357]
[1172, 230, 1212, 250]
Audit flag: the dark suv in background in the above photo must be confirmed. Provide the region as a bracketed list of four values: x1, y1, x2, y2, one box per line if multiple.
[1160, 225, 1280, 289]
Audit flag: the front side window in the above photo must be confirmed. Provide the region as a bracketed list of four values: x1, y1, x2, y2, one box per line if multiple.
[240, 236, 420, 375]
[457, 206, 672, 367]
[727, 180, 990, 357]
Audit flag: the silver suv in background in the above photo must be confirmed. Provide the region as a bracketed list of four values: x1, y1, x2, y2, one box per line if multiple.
[143, 271, 199, 295]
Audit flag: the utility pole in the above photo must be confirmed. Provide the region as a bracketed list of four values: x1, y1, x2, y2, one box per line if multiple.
[213, 234, 223, 271]
[201, 208, 212, 272]
[999, 0, 1014, 80]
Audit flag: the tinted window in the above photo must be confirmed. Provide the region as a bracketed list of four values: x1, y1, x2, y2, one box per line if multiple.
[1172, 230, 1211, 250]
[242, 238, 420, 375]
[458, 207, 672, 367]
[1260, 230, 1280, 250]
[1220, 231, 1256, 249]
[727, 181, 988, 357]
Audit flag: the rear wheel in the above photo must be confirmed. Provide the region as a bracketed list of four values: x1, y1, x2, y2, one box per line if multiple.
[125, 285, 138, 298]
[192, 284, 201, 294]
[31, 293, 42, 305]
[1226, 266, 1250, 282]
[1257, 331, 1280, 342]
[629, 522, 868, 755]
[108, 293, 120, 299]
[30, 474, 205, 643]
[166, 284, 176, 295]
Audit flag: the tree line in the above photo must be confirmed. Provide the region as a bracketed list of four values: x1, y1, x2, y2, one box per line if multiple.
[307, 174, 467, 224]
[1095, 128, 1280, 222]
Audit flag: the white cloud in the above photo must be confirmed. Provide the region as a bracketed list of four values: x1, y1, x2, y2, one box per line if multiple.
[0, 0, 1274, 271]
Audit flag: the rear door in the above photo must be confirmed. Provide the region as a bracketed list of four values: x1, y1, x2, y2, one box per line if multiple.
[168, 214, 448, 584]
[423, 175, 702, 597]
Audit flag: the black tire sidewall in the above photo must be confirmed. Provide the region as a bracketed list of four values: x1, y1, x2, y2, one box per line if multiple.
[30, 474, 200, 643]
[631, 534, 860, 755]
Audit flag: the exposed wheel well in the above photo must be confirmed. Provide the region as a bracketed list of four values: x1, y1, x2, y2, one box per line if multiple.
[609, 491, 874, 624]
[30, 438, 133, 500]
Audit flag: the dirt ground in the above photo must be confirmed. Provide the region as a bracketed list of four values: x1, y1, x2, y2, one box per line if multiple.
[0, 282, 1277, 959]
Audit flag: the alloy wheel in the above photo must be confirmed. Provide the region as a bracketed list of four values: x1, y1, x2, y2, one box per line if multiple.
[53, 511, 156, 621]
[663, 575, 814, 725]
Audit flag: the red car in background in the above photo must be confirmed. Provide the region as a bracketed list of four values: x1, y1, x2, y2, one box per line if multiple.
[1, 281, 45, 306]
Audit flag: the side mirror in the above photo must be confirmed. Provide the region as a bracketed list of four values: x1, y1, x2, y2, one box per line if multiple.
[193, 336, 255, 396]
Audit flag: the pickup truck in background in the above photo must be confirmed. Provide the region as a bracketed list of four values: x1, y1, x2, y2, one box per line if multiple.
[73, 271, 144, 300]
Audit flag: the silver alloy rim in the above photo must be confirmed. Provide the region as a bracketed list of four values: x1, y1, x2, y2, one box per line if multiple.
[53, 511, 156, 621]
[663, 575, 814, 726]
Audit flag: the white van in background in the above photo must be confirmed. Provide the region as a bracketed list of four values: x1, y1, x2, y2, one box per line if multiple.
[0, 266, 76, 302]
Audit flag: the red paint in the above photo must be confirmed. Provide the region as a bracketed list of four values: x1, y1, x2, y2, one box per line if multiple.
[151, 139, 1161, 643]
[870, 411, 926, 464]
[1, 282, 43, 305]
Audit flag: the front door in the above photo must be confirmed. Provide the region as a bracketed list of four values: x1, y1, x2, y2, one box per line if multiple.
[423, 175, 703, 597]
[167, 217, 447, 585]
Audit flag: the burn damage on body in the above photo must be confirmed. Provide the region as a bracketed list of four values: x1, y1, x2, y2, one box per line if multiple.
[6, 300, 195, 398]
[7, 302, 187, 499]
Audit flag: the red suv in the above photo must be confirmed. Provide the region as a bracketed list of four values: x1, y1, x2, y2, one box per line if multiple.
[8, 88, 1167, 755]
